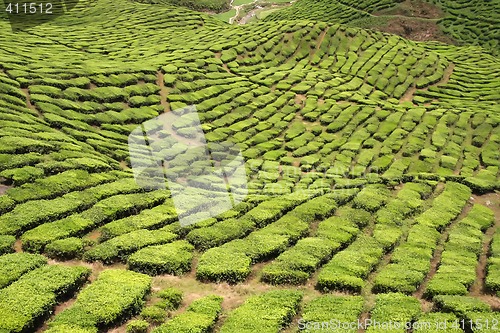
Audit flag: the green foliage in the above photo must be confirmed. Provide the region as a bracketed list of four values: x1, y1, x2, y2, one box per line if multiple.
[353, 184, 391, 212]
[0, 235, 16, 255]
[48, 270, 151, 331]
[128, 240, 194, 276]
[433, 295, 491, 316]
[220, 290, 302, 333]
[140, 306, 166, 324]
[300, 295, 364, 332]
[84, 229, 177, 264]
[0, 253, 47, 288]
[0, 265, 91, 333]
[157, 287, 183, 310]
[126, 319, 149, 333]
[46, 237, 86, 260]
[366, 293, 421, 332]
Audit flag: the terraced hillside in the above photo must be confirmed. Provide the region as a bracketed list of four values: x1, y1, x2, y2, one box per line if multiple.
[264, 0, 499, 54]
[0, 0, 499, 332]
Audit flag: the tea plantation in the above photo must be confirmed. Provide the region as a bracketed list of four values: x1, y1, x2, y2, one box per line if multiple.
[0, 0, 499, 331]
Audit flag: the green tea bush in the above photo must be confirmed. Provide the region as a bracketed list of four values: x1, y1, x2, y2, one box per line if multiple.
[128, 240, 194, 276]
[83, 229, 177, 264]
[317, 235, 384, 293]
[22, 190, 167, 252]
[300, 295, 364, 333]
[140, 306, 166, 324]
[0, 235, 15, 255]
[220, 290, 301, 333]
[353, 184, 391, 212]
[47, 270, 151, 332]
[99, 203, 178, 240]
[426, 204, 494, 297]
[0, 265, 91, 333]
[45, 237, 86, 260]
[416, 182, 471, 230]
[433, 295, 491, 316]
[157, 287, 183, 310]
[366, 293, 421, 333]
[126, 319, 149, 333]
[152, 295, 223, 333]
[486, 231, 500, 294]
[0, 252, 47, 288]
[186, 218, 255, 250]
[196, 246, 251, 284]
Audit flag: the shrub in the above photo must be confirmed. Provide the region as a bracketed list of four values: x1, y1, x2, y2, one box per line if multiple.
[352, 184, 391, 212]
[47, 270, 152, 331]
[0, 252, 47, 288]
[301, 295, 364, 333]
[366, 293, 421, 332]
[46, 237, 85, 260]
[153, 295, 223, 333]
[219, 290, 302, 333]
[83, 229, 177, 264]
[317, 235, 384, 293]
[0, 265, 91, 333]
[196, 247, 251, 283]
[21, 190, 167, 252]
[140, 306, 166, 324]
[157, 287, 183, 310]
[128, 240, 194, 276]
[433, 295, 491, 316]
[0, 235, 15, 255]
[186, 218, 255, 250]
[261, 237, 335, 285]
[126, 319, 149, 333]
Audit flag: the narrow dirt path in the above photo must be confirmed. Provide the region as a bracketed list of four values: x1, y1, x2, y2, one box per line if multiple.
[156, 71, 170, 113]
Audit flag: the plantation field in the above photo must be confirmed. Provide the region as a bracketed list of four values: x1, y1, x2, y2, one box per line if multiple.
[0, 0, 499, 332]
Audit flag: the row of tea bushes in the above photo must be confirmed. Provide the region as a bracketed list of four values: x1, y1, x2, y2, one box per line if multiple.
[219, 290, 302, 333]
[152, 295, 223, 333]
[0, 265, 90, 333]
[426, 204, 494, 297]
[46, 270, 151, 333]
[373, 182, 471, 294]
[21, 190, 168, 252]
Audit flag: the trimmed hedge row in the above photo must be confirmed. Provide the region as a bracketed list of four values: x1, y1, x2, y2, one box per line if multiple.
[46, 269, 152, 332]
[0, 235, 16, 255]
[373, 224, 440, 294]
[486, 228, 500, 294]
[317, 234, 384, 293]
[413, 312, 462, 333]
[196, 192, 327, 283]
[1, 177, 141, 237]
[99, 203, 179, 240]
[21, 190, 168, 252]
[426, 204, 494, 297]
[128, 240, 194, 276]
[219, 290, 302, 333]
[300, 295, 364, 333]
[373, 182, 472, 294]
[0, 253, 47, 289]
[152, 295, 223, 333]
[365, 293, 421, 333]
[433, 295, 491, 317]
[415, 182, 471, 231]
[45, 237, 87, 260]
[0, 265, 91, 333]
[83, 229, 177, 264]
[261, 207, 369, 285]
[353, 184, 392, 212]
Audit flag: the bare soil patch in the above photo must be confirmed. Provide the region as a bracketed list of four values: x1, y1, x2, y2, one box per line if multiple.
[374, 0, 443, 19]
[377, 16, 454, 44]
